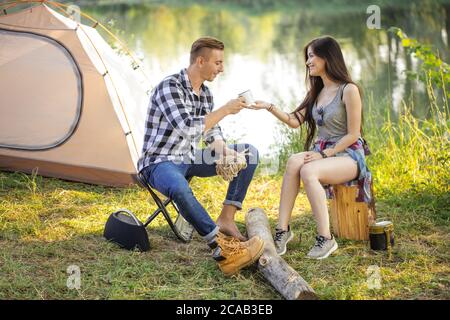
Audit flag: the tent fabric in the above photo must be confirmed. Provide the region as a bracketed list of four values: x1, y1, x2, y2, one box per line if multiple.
[0, 29, 82, 149]
[0, 4, 149, 186]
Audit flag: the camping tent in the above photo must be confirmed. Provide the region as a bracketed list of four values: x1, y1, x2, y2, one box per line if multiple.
[0, 2, 149, 186]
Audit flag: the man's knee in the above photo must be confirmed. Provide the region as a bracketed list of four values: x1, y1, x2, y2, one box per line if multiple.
[168, 182, 193, 202]
[243, 143, 259, 166]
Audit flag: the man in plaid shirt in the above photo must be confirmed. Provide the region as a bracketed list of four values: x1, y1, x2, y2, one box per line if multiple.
[138, 37, 264, 276]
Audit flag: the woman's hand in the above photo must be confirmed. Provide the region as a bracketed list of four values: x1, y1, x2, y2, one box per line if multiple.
[247, 100, 271, 110]
[303, 151, 324, 163]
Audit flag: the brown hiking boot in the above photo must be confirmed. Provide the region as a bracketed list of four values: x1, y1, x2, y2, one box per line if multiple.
[210, 232, 265, 276]
[217, 232, 260, 248]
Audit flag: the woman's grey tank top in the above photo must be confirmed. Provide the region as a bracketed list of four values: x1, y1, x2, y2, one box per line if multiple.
[312, 83, 348, 141]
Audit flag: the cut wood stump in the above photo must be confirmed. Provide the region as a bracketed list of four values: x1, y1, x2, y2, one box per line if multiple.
[245, 207, 318, 300]
[330, 185, 376, 241]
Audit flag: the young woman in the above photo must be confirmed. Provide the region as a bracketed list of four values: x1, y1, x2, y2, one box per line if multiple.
[251, 36, 372, 259]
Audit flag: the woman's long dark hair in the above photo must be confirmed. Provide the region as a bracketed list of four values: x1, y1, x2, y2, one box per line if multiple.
[294, 36, 363, 150]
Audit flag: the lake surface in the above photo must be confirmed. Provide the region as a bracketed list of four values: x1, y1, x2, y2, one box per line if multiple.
[82, 0, 449, 156]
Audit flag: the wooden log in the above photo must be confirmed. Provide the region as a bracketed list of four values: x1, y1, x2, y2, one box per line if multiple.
[245, 207, 318, 300]
[330, 185, 376, 240]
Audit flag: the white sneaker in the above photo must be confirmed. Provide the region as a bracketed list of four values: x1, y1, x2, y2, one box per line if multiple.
[306, 235, 338, 259]
[274, 226, 294, 256]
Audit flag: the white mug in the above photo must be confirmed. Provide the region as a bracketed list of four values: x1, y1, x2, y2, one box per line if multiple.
[238, 90, 255, 107]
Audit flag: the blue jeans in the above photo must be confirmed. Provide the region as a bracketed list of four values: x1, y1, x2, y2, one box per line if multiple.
[140, 144, 259, 241]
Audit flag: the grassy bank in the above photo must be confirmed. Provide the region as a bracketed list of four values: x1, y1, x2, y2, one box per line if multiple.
[0, 164, 448, 299]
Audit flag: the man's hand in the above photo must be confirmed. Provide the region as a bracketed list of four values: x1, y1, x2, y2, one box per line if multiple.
[209, 139, 227, 154]
[208, 140, 242, 161]
[204, 97, 246, 132]
[222, 97, 247, 115]
[209, 140, 236, 156]
[223, 147, 239, 158]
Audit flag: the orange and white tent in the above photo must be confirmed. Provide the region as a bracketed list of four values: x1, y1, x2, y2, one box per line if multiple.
[0, 2, 149, 186]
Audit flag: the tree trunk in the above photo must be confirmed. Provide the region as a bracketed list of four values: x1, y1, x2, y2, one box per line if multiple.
[245, 208, 318, 300]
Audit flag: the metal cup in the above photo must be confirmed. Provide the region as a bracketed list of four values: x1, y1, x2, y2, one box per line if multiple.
[238, 89, 255, 107]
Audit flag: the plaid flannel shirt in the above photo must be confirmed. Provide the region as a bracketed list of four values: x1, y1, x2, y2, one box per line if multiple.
[137, 68, 225, 172]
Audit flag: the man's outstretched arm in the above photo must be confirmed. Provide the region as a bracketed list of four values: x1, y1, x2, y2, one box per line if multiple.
[204, 98, 246, 132]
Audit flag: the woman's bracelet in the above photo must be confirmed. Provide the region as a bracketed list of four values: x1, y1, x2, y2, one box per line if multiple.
[267, 103, 275, 112]
[319, 150, 327, 158]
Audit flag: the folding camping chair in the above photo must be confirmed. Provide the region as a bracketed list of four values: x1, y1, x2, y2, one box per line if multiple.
[136, 172, 195, 243]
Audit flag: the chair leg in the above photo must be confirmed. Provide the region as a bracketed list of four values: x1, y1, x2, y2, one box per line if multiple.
[158, 200, 193, 243]
[144, 194, 193, 243]
[143, 197, 172, 227]
[138, 172, 194, 242]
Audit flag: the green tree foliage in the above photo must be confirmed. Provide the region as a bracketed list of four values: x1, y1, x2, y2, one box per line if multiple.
[390, 27, 450, 99]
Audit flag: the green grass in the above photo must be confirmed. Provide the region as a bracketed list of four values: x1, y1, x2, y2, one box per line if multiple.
[0, 167, 448, 299]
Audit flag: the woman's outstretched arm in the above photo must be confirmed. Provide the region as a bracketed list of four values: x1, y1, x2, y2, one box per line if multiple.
[250, 101, 304, 128]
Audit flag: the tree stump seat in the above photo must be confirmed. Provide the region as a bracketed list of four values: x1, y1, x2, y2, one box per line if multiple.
[329, 184, 376, 241]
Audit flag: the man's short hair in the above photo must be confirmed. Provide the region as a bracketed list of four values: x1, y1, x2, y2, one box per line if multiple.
[190, 37, 224, 65]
